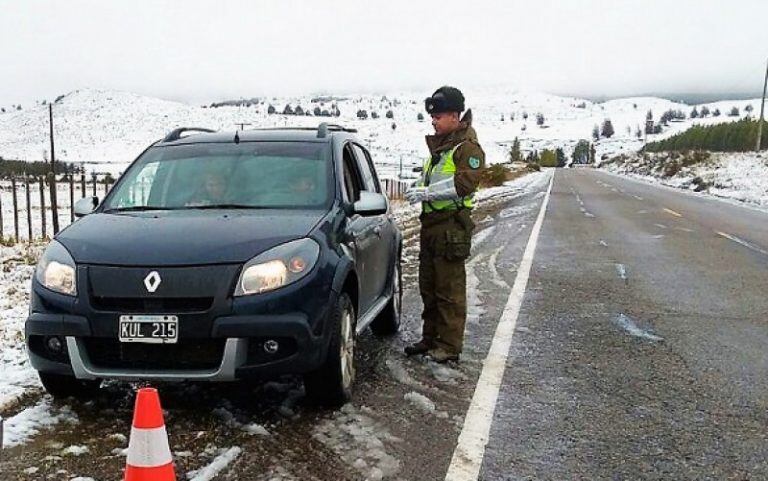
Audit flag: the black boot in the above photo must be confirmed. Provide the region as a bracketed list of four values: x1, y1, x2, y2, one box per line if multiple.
[404, 340, 432, 356]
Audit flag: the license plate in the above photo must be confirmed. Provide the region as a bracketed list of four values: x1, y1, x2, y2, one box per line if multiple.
[119, 315, 178, 344]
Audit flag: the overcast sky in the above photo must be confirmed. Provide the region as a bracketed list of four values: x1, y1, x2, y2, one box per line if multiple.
[1, 0, 767, 105]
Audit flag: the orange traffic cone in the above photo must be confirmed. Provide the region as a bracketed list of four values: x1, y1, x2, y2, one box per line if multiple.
[124, 387, 176, 481]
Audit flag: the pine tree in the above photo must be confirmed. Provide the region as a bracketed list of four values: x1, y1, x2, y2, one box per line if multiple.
[592, 125, 600, 141]
[313, 106, 322, 116]
[729, 106, 740, 117]
[601, 119, 615, 138]
[555, 147, 566, 167]
[509, 138, 522, 162]
[417, 112, 424, 122]
[713, 108, 721, 117]
[385, 110, 394, 119]
[572, 140, 591, 164]
[700, 106, 710, 117]
[536, 113, 545, 126]
[283, 104, 294, 115]
[745, 104, 754, 113]
[267, 105, 276, 115]
[690, 107, 699, 118]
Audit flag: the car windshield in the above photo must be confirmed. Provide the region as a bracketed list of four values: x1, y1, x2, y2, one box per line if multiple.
[103, 141, 332, 211]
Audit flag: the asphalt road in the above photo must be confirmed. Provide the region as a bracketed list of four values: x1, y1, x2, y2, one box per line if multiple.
[480, 168, 768, 480]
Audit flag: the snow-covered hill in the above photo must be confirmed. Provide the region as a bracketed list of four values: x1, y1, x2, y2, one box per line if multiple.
[0, 88, 763, 179]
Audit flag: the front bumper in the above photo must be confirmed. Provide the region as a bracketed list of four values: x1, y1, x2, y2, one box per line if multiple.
[27, 258, 338, 381]
[27, 310, 332, 381]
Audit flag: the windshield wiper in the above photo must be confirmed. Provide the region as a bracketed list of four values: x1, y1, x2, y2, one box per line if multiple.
[104, 206, 181, 213]
[183, 204, 267, 210]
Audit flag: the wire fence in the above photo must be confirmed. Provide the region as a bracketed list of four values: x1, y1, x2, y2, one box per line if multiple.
[0, 173, 115, 243]
[0, 173, 410, 243]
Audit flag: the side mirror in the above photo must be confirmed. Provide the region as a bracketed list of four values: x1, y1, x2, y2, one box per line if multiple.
[353, 191, 387, 216]
[74, 196, 99, 218]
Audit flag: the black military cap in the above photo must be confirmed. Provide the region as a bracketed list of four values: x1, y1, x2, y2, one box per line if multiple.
[424, 86, 465, 114]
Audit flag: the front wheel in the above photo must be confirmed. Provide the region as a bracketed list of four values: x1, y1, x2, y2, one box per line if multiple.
[304, 292, 356, 407]
[39, 372, 101, 399]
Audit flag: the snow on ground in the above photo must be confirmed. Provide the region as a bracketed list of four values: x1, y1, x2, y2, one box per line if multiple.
[2, 396, 78, 447]
[403, 391, 436, 414]
[187, 446, 242, 481]
[312, 404, 401, 481]
[1, 87, 761, 180]
[600, 152, 768, 208]
[0, 243, 45, 409]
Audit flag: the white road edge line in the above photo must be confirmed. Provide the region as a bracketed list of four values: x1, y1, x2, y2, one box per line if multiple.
[444, 173, 554, 481]
[716, 231, 768, 256]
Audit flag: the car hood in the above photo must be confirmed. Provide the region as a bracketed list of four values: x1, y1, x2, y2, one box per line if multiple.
[56, 209, 327, 266]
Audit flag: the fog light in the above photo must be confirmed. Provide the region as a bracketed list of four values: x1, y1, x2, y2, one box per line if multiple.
[46, 336, 64, 353]
[263, 340, 279, 354]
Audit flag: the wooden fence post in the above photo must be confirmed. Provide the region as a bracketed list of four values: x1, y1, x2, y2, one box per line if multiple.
[80, 173, 86, 198]
[25, 176, 32, 241]
[91, 174, 97, 197]
[11, 178, 19, 242]
[69, 175, 75, 222]
[39, 177, 46, 239]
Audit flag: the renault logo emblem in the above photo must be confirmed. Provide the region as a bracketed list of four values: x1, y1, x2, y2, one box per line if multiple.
[144, 271, 161, 293]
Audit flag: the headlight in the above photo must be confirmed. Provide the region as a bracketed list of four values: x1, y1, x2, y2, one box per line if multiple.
[234, 238, 320, 296]
[35, 240, 77, 296]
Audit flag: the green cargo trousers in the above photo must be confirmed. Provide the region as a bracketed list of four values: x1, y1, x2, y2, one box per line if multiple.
[418, 209, 474, 354]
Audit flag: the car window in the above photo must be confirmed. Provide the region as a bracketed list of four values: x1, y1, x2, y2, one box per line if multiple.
[105, 142, 332, 210]
[351, 144, 380, 193]
[342, 144, 364, 203]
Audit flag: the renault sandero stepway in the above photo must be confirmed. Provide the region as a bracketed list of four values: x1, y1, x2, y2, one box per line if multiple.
[26, 124, 402, 406]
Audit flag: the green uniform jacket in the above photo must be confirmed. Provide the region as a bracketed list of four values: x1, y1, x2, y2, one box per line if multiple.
[424, 109, 486, 200]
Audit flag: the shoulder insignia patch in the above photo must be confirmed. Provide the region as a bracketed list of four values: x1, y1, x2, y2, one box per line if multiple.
[468, 157, 481, 169]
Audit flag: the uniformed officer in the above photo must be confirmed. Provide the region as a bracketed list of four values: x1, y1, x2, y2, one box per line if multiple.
[404, 86, 485, 363]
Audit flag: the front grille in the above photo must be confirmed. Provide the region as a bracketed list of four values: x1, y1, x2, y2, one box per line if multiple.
[90, 297, 214, 313]
[83, 338, 226, 370]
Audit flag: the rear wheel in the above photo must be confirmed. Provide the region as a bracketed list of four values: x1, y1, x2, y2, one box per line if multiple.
[39, 372, 101, 399]
[371, 256, 402, 336]
[304, 292, 356, 407]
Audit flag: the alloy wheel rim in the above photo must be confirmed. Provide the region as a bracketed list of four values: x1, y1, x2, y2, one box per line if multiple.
[340, 309, 355, 389]
[393, 264, 401, 318]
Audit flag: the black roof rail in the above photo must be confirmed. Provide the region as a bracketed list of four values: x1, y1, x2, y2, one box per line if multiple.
[162, 127, 216, 143]
[317, 123, 357, 138]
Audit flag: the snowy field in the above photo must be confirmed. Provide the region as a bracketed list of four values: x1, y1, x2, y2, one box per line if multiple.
[1, 87, 764, 181]
[599, 152, 768, 209]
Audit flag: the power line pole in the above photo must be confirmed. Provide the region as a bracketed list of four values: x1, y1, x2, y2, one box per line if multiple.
[49, 104, 60, 234]
[757, 58, 768, 152]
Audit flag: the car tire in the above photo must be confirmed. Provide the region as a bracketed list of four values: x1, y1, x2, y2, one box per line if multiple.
[39, 372, 101, 399]
[304, 292, 356, 407]
[371, 256, 402, 336]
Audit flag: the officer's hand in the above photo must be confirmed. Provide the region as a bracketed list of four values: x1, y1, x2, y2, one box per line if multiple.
[405, 186, 428, 204]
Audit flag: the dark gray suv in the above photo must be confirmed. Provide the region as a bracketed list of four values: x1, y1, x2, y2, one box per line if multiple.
[26, 123, 402, 406]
